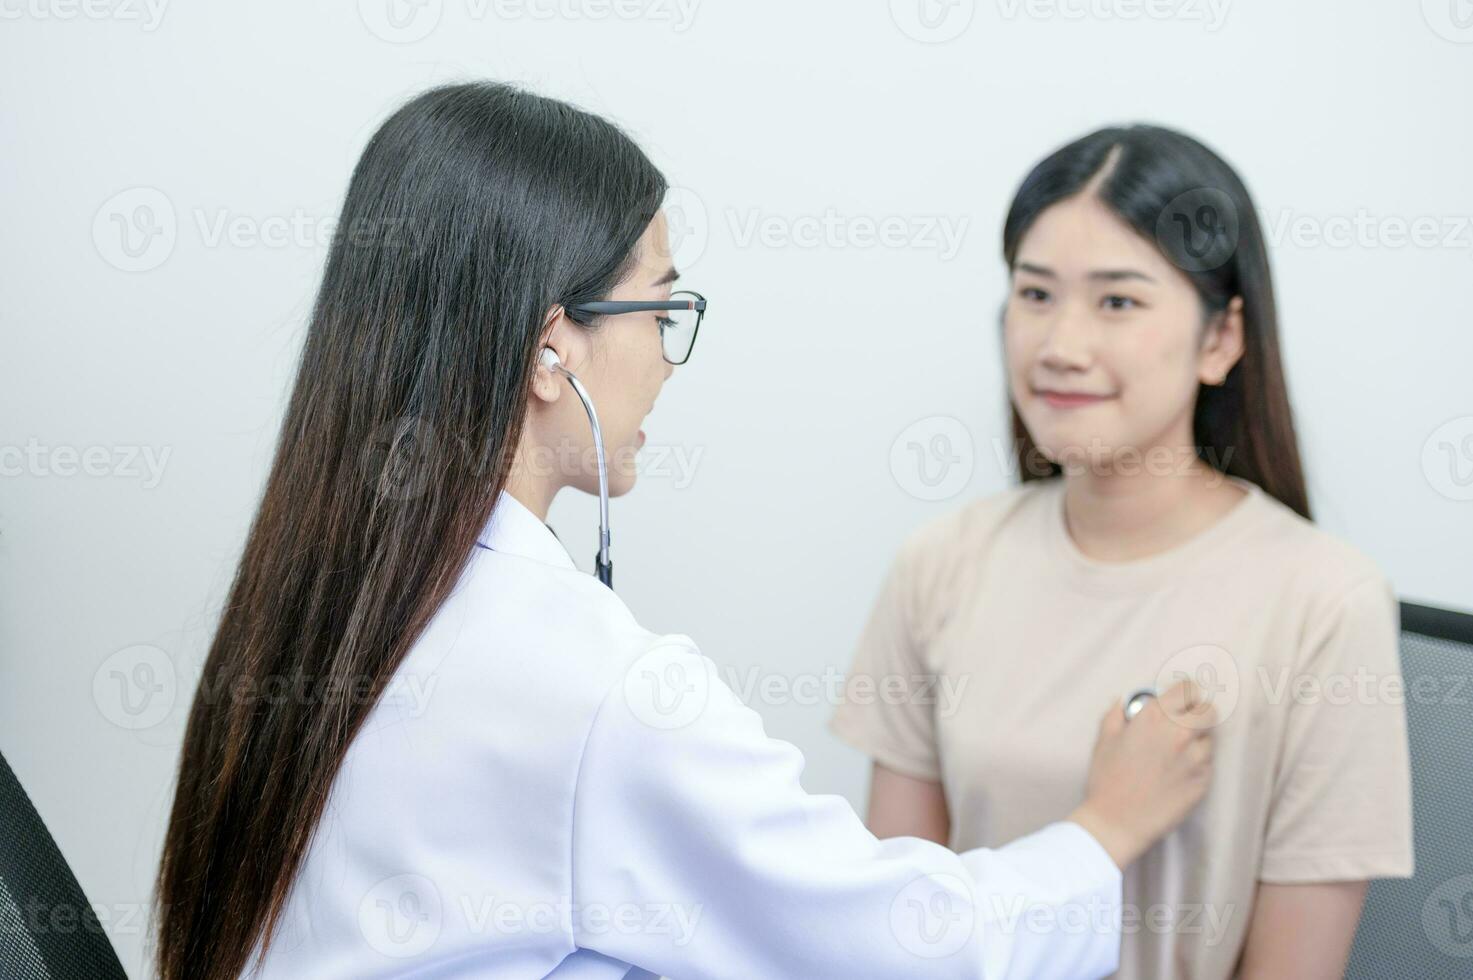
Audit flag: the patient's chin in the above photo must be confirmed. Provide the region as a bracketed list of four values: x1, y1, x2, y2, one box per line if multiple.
[1030, 422, 1120, 462]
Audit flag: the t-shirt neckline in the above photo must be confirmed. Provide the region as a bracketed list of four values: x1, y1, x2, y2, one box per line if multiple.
[1041, 473, 1266, 594]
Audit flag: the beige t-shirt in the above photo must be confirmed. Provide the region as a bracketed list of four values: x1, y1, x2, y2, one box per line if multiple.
[831, 475, 1414, 980]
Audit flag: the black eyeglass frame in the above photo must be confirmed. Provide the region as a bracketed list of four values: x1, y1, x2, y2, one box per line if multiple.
[567, 289, 707, 365]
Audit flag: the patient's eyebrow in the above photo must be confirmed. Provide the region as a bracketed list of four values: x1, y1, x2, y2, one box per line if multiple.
[1014, 262, 1157, 284]
[652, 266, 681, 286]
[1089, 268, 1157, 284]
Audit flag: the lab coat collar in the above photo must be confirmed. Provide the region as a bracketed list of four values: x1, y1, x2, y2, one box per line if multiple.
[476, 490, 578, 572]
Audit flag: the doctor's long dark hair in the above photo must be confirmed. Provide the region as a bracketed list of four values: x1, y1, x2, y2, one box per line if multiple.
[1002, 125, 1311, 519]
[153, 81, 666, 980]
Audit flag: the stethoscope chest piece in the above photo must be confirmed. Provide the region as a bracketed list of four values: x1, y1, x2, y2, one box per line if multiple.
[1123, 688, 1157, 721]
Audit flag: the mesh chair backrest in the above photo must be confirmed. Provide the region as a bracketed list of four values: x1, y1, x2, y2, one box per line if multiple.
[0, 749, 128, 980]
[1345, 601, 1473, 979]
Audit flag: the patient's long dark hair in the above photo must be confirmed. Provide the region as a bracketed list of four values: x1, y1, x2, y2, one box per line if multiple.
[153, 81, 666, 980]
[1001, 125, 1311, 519]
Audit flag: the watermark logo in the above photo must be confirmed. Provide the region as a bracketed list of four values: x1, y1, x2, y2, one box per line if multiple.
[484, 0, 701, 30]
[1424, 874, 1473, 957]
[462, 895, 702, 944]
[1152, 643, 1239, 728]
[621, 642, 715, 730]
[988, 436, 1236, 483]
[0, 439, 171, 487]
[1422, 416, 1473, 502]
[512, 437, 705, 490]
[1256, 665, 1470, 709]
[662, 185, 710, 272]
[725, 665, 972, 715]
[890, 873, 974, 957]
[1261, 208, 1473, 252]
[362, 417, 441, 502]
[359, 873, 443, 957]
[11, 899, 151, 938]
[1422, 0, 1473, 43]
[890, 415, 974, 501]
[994, 0, 1231, 31]
[890, 0, 976, 43]
[358, 0, 700, 43]
[92, 644, 176, 730]
[358, 0, 444, 42]
[726, 208, 969, 261]
[1155, 187, 1239, 272]
[0, 0, 170, 30]
[93, 187, 177, 272]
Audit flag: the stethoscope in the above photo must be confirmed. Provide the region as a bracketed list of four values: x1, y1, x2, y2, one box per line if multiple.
[1123, 688, 1156, 720]
[538, 346, 614, 589]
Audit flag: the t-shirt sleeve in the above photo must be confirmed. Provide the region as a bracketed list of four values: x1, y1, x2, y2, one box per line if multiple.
[828, 534, 943, 782]
[1258, 573, 1416, 883]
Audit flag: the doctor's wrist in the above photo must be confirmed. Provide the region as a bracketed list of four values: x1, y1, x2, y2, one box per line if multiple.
[1065, 803, 1145, 871]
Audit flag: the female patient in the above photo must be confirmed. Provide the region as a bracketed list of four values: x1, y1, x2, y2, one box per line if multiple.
[832, 125, 1413, 979]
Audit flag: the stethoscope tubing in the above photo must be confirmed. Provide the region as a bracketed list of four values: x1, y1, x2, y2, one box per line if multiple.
[552, 363, 613, 589]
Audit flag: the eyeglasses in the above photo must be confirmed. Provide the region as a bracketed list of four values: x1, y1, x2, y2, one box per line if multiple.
[567, 289, 707, 365]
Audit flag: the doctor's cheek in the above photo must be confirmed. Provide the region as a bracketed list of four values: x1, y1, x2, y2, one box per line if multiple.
[607, 378, 657, 488]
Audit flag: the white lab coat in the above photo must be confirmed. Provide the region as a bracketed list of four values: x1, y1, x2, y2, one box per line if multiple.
[242, 491, 1123, 979]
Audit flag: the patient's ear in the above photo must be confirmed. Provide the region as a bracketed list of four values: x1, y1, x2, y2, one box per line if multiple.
[1199, 295, 1245, 386]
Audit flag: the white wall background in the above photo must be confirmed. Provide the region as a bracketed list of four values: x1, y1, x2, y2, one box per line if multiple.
[3, 2, 1471, 975]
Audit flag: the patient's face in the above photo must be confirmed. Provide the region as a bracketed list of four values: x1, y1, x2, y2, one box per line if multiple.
[1003, 193, 1214, 471]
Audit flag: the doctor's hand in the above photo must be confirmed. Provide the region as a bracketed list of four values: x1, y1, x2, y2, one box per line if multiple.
[1067, 678, 1217, 870]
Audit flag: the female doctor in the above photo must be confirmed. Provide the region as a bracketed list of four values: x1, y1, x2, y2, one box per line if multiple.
[153, 81, 1215, 980]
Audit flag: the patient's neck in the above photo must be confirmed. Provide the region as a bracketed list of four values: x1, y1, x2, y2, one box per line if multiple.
[1061, 458, 1244, 563]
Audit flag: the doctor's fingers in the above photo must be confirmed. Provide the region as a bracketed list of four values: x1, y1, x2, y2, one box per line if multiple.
[1151, 680, 1219, 733]
[1185, 733, 1215, 768]
[1184, 698, 1219, 732]
[1098, 698, 1128, 738]
[1158, 677, 1204, 713]
[1166, 694, 1219, 735]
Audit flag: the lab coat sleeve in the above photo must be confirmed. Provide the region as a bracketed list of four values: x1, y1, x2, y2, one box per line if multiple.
[570, 638, 1122, 980]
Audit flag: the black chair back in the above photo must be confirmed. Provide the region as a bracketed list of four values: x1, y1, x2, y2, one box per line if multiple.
[0, 749, 129, 979]
[1346, 601, 1473, 979]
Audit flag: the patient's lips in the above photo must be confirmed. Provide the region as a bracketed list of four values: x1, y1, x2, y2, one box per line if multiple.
[1035, 387, 1115, 409]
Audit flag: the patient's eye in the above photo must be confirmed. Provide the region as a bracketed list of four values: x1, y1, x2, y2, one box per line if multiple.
[1018, 285, 1051, 304]
[1101, 294, 1139, 311]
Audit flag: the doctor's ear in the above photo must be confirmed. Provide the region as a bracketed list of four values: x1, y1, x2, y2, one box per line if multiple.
[529, 347, 567, 404]
[530, 305, 576, 403]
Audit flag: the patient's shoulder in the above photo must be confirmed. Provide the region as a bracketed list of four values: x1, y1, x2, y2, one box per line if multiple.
[1241, 488, 1391, 611]
[891, 481, 1050, 596]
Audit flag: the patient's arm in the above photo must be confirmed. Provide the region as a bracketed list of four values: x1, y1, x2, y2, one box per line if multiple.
[1235, 881, 1369, 979]
[864, 762, 951, 845]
